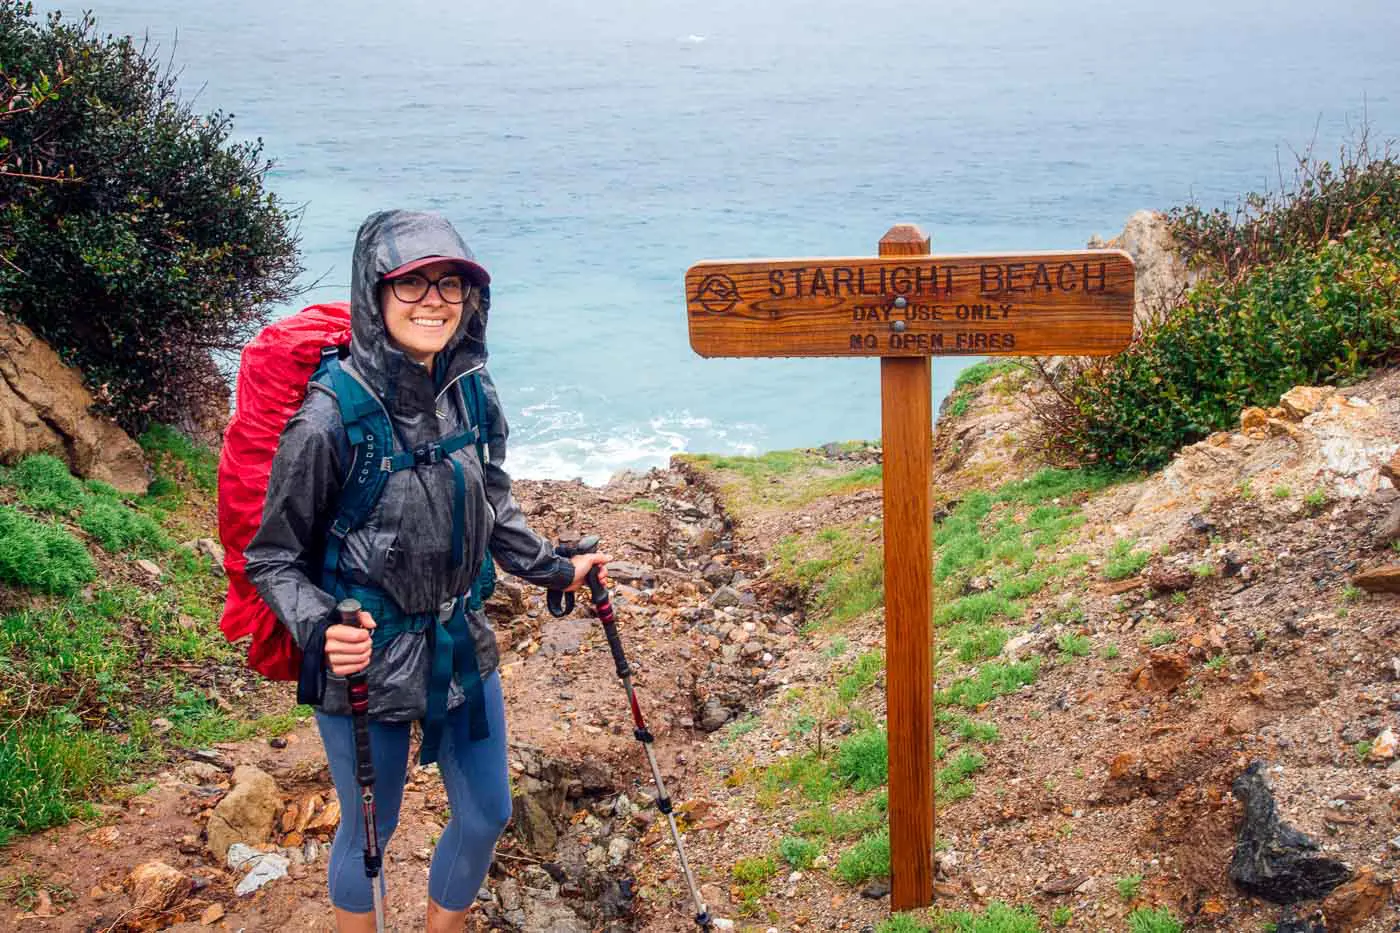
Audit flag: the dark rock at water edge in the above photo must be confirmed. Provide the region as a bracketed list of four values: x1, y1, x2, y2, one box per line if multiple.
[1230, 761, 1352, 903]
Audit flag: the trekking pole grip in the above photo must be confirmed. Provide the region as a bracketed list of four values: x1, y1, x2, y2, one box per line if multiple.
[338, 598, 376, 788]
[587, 566, 630, 679]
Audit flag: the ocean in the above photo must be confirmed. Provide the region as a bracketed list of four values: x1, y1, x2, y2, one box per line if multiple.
[36, 0, 1400, 483]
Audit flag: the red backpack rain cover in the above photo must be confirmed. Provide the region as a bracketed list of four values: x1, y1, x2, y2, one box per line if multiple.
[218, 303, 353, 680]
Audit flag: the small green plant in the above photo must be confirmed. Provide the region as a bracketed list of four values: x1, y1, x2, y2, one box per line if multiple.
[1341, 584, 1364, 603]
[1056, 633, 1091, 658]
[953, 718, 1000, 743]
[1051, 906, 1072, 927]
[937, 660, 1040, 709]
[824, 636, 849, 659]
[836, 728, 889, 791]
[1238, 479, 1255, 500]
[1169, 591, 1187, 606]
[1126, 906, 1182, 933]
[625, 498, 660, 512]
[1355, 740, 1374, 761]
[948, 395, 971, 418]
[1116, 873, 1143, 902]
[1104, 539, 1150, 581]
[1303, 487, 1328, 510]
[835, 827, 890, 884]
[1192, 561, 1215, 578]
[935, 750, 986, 802]
[778, 836, 820, 870]
[78, 498, 171, 553]
[1100, 643, 1120, 659]
[1272, 484, 1291, 499]
[732, 855, 777, 884]
[723, 715, 761, 745]
[876, 915, 932, 933]
[1205, 654, 1230, 671]
[1146, 631, 1177, 648]
[838, 651, 885, 701]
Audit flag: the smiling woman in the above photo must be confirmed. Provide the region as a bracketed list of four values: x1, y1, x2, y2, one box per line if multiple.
[379, 259, 478, 369]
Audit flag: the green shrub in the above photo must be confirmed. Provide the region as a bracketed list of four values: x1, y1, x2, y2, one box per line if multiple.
[1040, 225, 1400, 471]
[835, 728, 888, 790]
[1116, 873, 1143, 901]
[778, 836, 820, 870]
[8, 454, 85, 513]
[1126, 907, 1181, 933]
[835, 827, 890, 883]
[839, 651, 885, 701]
[0, 506, 94, 594]
[0, 3, 301, 433]
[936, 750, 986, 802]
[1056, 633, 1091, 657]
[732, 855, 777, 884]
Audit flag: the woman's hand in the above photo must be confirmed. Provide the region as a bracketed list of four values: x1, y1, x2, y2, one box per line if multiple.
[325, 610, 376, 676]
[564, 552, 611, 593]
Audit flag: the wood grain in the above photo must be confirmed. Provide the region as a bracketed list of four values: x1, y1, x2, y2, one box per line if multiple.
[878, 225, 935, 911]
[686, 249, 1134, 357]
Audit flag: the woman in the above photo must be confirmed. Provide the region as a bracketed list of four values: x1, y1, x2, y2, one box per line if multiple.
[245, 209, 609, 932]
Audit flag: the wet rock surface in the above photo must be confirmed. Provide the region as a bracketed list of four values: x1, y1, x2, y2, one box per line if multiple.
[1230, 761, 1352, 903]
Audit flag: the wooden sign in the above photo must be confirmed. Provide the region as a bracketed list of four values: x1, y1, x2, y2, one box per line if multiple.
[686, 249, 1134, 358]
[685, 225, 1134, 916]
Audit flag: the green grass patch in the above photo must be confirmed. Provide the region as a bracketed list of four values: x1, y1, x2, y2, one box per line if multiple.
[78, 496, 171, 553]
[835, 827, 890, 884]
[625, 498, 660, 512]
[760, 753, 841, 806]
[1116, 874, 1143, 901]
[8, 454, 87, 514]
[934, 901, 1042, 932]
[1126, 907, 1182, 933]
[0, 506, 95, 594]
[935, 750, 986, 802]
[773, 525, 885, 626]
[937, 660, 1040, 708]
[794, 792, 887, 840]
[1104, 539, 1150, 580]
[140, 424, 217, 492]
[1056, 633, 1091, 658]
[953, 360, 1019, 391]
[945, 623, 1010, 664]
[838, 650, 884, 701]
[835, 728, 888, 791]
[952, 718, 1000, 743]
[0, 711, 127, 845]
[878, 915, 933, 933]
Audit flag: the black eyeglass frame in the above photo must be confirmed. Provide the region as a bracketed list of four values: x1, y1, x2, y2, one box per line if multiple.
[382, 272, 472, 305]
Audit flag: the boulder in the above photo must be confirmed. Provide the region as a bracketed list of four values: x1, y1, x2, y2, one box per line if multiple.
[0, 314, 147, 493]
[206, 765, 281, 861]
[1229, 761, 1351, 903]
[1089, 210, 1199, 333]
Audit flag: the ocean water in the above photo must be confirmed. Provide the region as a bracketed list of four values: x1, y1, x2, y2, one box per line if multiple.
[38, 0, 1400, 484]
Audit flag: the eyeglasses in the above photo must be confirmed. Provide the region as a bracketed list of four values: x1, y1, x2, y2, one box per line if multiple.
[384, 272, 470, 305]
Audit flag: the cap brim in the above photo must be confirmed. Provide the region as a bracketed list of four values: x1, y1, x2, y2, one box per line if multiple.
[384, 255, 490, 286]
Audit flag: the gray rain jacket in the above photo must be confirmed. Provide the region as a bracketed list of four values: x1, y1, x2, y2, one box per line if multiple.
[244, 210, 575, 720]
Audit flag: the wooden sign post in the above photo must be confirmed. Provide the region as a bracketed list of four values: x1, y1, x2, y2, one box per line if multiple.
[686, 226, 1134, 911]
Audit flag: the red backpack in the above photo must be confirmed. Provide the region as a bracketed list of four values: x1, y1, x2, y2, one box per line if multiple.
[217, 303, 352, 680]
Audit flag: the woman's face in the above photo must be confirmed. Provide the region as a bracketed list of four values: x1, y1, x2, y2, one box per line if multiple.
[379, 259, 468, 368]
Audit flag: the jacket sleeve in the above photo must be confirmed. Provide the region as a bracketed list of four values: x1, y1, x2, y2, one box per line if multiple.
[244, 388, 344, 650]
[479, 370, 576, 589]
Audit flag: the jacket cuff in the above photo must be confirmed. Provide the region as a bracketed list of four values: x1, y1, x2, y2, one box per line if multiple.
[546, 553, 577, 590]
[296, 618, 331, 706]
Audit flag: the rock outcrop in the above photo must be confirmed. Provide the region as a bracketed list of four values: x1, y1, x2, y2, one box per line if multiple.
[1089, 209, 1200, 333]
[0, 314, 148, 493]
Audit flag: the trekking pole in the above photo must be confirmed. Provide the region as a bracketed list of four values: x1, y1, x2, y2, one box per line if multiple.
[337, 598, 387, 933]
[549, 537, 715, 931]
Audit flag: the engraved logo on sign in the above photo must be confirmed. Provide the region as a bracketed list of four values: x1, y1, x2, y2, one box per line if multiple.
[693, 273, 741, 315]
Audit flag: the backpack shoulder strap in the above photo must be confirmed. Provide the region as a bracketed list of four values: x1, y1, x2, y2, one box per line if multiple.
[314, 354, 394, 590]
[461, 371, 491, 465]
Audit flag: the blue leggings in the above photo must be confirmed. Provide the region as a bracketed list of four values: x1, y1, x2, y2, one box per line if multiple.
[315, 672, 511, 913]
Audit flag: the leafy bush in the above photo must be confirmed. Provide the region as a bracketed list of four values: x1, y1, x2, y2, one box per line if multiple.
[0, 505, 94, 593]
[1038, 220, 1400, 471]
[0, 2, 301, 433]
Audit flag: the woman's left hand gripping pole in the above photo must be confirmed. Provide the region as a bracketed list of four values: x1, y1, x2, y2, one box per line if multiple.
[338, 598, 387, 933]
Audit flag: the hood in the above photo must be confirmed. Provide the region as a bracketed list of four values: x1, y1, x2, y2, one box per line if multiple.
[349, 210, 491, 409]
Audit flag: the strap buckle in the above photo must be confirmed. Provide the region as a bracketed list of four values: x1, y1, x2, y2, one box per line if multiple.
[414, 443, 446, 466]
